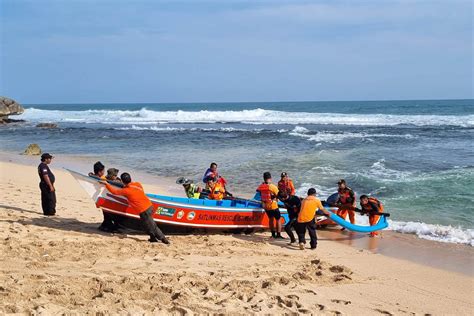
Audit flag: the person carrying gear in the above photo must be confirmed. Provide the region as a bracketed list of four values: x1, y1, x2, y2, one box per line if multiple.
[38, 153, 56, 216]
[360, 195, 384, 237]
[336, 179, 357, 228]
[278, 172, 296, 196]
[296, 188, 330, 250]
[207, 177, 226, 200]
[256, 172, 284, 239]
[278, 191, 301, 244]
[101, 173, 169, 244]
[176, 177, 203, 199]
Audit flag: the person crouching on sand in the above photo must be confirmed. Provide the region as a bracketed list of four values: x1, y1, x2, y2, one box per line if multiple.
[296, 188, 330, 250]
[100, 173, 170, 244]
[256, 172, 284, 239]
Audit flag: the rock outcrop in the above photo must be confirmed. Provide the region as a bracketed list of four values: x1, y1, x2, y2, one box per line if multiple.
[0, 97, 24, 123]
[24, 144, 42, 156]
[36, 123, 58, 129]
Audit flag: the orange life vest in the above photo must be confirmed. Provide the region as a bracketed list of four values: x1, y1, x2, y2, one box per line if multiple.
[257, 183, 273, 203]
[338, 187, 355, 204]
[362, 197, 384, 213]
[278, 179, 295, 196]
[208, 182, 225, 200]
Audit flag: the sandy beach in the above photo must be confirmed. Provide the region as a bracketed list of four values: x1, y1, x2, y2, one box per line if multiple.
[0, 156, 473, 315]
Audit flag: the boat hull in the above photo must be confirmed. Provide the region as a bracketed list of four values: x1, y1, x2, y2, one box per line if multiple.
[67, 169, 288, 232]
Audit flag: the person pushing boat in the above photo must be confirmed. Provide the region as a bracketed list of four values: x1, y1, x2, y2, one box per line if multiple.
[90, 161, 120, 233]
[296, 188, 330, 250]
[359, 195, 384, 237]
[257, 172, 284, 239]
[100, 172, 169, 244]
[278, 191, 301, 244]
[336, 179, 357, 229]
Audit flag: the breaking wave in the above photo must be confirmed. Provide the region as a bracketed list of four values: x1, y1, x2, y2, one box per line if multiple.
[20, 107, 474, 127]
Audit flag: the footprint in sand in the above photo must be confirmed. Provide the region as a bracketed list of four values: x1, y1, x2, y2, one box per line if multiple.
[374, 309, 394, 315]
[329, 265, 345, 273]
[331, 299, 352, 305]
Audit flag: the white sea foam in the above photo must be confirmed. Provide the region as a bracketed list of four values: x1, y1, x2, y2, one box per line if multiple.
[114, 125, 260, 132]
[19, 107, 474, 127]
[388, 220, 474, 246]
[297, 183, 473, 246]
[289, 130, 416, 143]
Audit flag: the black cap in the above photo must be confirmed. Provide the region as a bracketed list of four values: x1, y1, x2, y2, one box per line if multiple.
[337, 179, 346, 185]
[41, 153, 53, 160]
[281, 172, 288, 178]
[307, 188, 317, 195]
[360, 194, 369, 200]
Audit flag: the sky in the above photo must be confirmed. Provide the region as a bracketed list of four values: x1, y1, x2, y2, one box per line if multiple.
[0, 0, 472, 104]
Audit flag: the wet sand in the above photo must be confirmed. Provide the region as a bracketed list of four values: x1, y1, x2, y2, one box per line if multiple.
[1, 156, 473, 314]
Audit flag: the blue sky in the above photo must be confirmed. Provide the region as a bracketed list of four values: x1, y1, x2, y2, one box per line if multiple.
[0, 0, 472, 103]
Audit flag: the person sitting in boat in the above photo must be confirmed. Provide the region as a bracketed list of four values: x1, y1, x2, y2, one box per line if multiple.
[106, 168, 123, 185]
[203, 162, 228, 188]
[278, 191, 301, 244]
[89, 161, 119, 232]
[100, 172, 170, 244]
[278, 172, 296, 196]
[335, 179, 357, 229]
[176, 177, 203, 199]
[207, 177, 226, 200]
[256, 172, 284, 239]
[88, 161, 106, 180]
[359, 195, 384, 237]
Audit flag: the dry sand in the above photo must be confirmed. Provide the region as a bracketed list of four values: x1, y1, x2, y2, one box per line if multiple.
[1, 159, 473, 315]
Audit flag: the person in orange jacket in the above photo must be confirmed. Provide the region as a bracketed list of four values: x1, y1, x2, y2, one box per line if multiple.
[101, 172, 169, 244]
[296, 188, 330, 250]
[336, 179, 357, 228]
[278, 172, 296, 196]
[360, 195, 384, 237]
[257, 172, 284, 239]
[207, 177, 226, 200]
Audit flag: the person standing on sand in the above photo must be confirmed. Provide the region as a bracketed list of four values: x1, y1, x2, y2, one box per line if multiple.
[296, 188, 330, 250]
[256, 172, 284, 239]
[278, 191, 301, 244]
[336, 179, 357, 228]
[38, 153, 56, 216]
[100, 172, 170, 244]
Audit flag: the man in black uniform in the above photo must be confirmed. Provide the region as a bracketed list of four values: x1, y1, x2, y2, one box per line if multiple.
[278, 191, 301, 244]
[38, 153, 56, 216]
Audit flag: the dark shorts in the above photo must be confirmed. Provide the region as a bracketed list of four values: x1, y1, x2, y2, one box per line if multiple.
[265, 208, 281, 220]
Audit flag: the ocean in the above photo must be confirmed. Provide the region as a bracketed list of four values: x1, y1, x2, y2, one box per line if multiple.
[1, 99, 473, 245]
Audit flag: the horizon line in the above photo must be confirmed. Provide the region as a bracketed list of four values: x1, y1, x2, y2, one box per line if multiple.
[20, 98, 474, 106]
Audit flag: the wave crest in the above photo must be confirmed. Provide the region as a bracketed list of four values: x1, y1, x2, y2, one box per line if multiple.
[20, 107, 474, 127]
